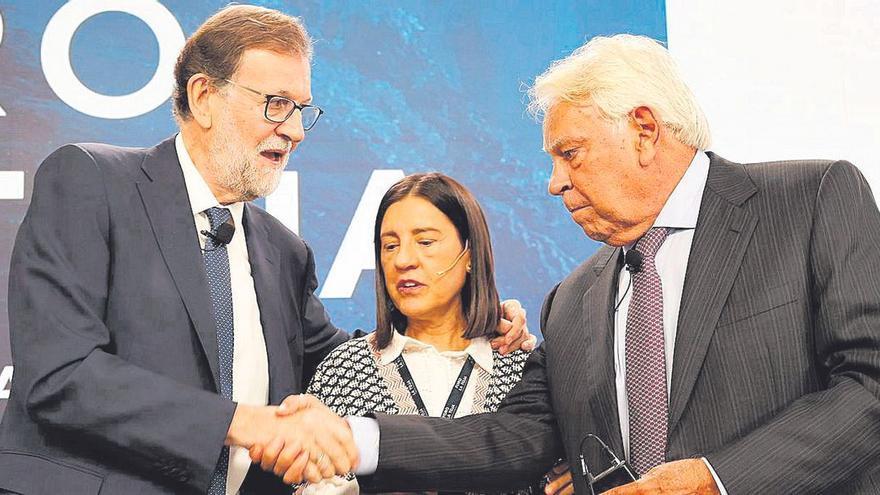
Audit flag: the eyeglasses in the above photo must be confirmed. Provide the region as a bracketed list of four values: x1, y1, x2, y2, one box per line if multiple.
[221, 79, 324, 131]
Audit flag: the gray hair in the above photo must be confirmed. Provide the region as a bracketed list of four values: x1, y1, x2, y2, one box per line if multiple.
[173, 5, 313, 121]
[527, 34, 711, 149]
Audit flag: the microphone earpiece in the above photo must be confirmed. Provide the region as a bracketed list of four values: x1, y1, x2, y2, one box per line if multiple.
[435, 239, 470, 278]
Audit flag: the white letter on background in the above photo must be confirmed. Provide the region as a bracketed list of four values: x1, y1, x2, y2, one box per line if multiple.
[320, 170, 404, 299]
[266, 171, 299, 234]
[0, 171, 24, 200]
[41, 0, 184, 119]
[0, 366, 12, 399]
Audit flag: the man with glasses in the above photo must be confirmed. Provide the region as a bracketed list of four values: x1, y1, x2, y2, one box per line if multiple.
[0, 5, 531, 495]
[222, 78, 324, 133]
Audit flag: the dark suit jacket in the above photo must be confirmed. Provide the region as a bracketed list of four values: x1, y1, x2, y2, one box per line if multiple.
[0, 137, 349, 494]
[366, 153, 880, 494]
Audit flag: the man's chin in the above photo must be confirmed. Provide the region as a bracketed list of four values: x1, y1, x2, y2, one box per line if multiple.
[581, 225, 637, 248]
[581, 225, 611, 244]
[247, 175, 284, 200]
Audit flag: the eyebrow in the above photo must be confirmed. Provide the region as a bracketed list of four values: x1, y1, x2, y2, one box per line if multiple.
[380, 227, 442, 238]
[273, 89, 312, 104]
[545, 137, 579, 154]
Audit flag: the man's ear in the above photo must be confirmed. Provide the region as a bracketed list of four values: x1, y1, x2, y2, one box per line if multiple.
[187, 73, 215, 129]
[630, 106, 660, 166]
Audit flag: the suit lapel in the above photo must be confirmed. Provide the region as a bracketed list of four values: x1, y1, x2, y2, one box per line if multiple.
[243, 205, 296, 403]
[583, 246, 625, 456]
[668, 153, 759, 431]
[136, 137, 221, 388]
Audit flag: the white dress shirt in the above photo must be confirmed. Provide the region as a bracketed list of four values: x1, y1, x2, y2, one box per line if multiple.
[176, 134, 270, 495]
[613, 151, 727, 493]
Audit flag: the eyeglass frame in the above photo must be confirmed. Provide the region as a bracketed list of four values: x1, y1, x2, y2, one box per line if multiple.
[220, 78, 324, 131]
[577, 433, 638, 495]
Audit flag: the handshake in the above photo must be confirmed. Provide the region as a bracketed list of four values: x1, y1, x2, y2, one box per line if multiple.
[227, 394, 359, 485]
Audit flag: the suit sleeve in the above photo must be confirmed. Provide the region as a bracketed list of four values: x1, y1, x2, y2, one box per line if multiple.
[8, 145, 236, 490]
[706, 161, 880, 494]
[363, 285, 563, 492]
[299, 242, 350, 383]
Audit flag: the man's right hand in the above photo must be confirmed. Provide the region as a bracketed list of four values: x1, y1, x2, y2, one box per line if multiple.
[226, 401, 358, 484]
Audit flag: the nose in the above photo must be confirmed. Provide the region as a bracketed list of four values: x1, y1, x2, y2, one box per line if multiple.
[393, 241, 419, 271]
[548, 159, 572, 196]
[275, 111, 306, 144]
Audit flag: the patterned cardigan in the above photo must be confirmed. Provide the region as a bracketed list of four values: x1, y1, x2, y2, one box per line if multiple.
[308, 334, 530, 417]
[305, 333, 534, 494]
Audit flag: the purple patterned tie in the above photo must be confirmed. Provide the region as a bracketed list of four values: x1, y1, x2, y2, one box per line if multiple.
[625, 227, 670, 475]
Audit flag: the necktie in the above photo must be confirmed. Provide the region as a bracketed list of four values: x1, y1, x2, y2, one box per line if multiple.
[625, 227, 670, 475]
[204, 207, 234, 495]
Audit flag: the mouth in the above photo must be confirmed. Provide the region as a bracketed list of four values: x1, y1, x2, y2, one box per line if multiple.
[396, 279, 426, 295]
[259, 149, 288, 166]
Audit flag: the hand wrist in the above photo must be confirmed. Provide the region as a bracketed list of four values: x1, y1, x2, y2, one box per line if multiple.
[227, 403, 262, 447]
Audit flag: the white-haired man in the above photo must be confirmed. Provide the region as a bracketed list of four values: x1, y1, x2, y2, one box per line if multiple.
[267, 34, 880, 494]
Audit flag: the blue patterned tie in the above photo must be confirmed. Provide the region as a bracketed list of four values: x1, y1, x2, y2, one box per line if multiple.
[204, 207, 234, 495]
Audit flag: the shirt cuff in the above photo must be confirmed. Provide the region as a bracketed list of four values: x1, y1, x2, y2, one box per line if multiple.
[702, 457, 728, 495]
[346, 416, 380, 475]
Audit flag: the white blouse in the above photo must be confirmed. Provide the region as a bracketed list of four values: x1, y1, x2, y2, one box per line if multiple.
[376, 331, 495, 418]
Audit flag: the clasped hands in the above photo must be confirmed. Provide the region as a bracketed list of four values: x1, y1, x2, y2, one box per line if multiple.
[231, 398, 721, 493]
[227, 299, 535, 485]
[227, 395, 356, 485]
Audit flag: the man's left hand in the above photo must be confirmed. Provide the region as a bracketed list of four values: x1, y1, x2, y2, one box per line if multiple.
[493, 299, 536, 355]
[602, 459, 720, 495]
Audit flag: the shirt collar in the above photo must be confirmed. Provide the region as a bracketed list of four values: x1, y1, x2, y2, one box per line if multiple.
[622, 151, 709, 253]
[377, 330, 495, 373]
[175, 133, 245, 225]
[652, 150, 710, 230]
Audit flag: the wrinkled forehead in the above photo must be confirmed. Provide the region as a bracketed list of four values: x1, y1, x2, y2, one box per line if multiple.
[541, 102, 586, 148]
[542, 101, 620, 151]
[233, 48, 313, 102]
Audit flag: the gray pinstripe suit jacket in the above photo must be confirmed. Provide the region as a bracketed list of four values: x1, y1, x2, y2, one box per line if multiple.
[365, 153, 880, 494]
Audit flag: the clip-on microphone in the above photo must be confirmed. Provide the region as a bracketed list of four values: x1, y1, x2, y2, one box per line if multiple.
[613, 248, 644, 313]
[201, 221, 235, 247]
[624, 249, 643, 273]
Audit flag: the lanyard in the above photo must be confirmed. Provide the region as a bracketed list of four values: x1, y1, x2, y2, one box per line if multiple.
[393, 354, 476, 418]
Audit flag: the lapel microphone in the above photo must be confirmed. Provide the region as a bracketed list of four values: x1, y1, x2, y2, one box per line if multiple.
[201, 221, 235, 246]
[435, 240, 470, 278]
[613, 248, 644, 313]
[624, 249, 643, 273]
